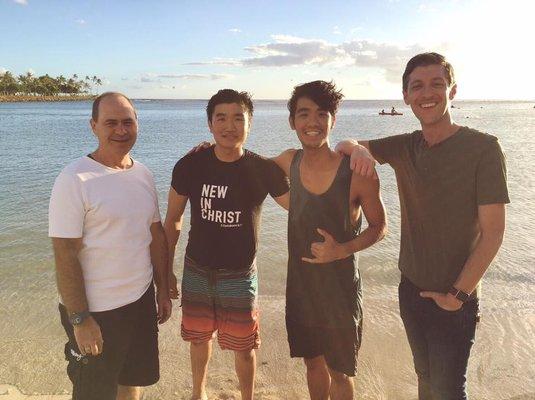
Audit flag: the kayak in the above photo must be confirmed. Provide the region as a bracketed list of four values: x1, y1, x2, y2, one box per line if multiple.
[379, 112, 403, 116]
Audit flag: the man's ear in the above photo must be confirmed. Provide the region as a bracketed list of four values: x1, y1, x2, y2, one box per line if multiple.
[90, 118, 97, 134]
[403, 91, 409, 105]
[288, 115, 295, 130]
[449, 83, 457, 100]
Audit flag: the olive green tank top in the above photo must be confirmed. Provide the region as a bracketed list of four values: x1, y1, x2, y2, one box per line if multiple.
[286, 150, 363, 328]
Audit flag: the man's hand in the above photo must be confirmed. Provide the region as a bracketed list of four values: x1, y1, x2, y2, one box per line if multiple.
[335, 140, 377, 179]
[156, 290, 172, 324]
[420, 291, 463, 311]
[349, 145, 377, 179]
[302, 229, 347, 264]
[73, 316, 104, 356]
[169, 271, 180, 300]
[187, 141, 213, 155]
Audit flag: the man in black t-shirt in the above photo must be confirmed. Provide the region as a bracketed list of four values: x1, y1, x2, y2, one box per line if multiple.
[164, 89, 289, 400]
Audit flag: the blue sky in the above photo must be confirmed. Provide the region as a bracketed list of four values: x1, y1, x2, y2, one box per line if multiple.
[1, 0, 533, 99]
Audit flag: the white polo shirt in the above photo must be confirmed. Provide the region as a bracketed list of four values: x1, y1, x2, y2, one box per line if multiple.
[49, 156, 161, 312]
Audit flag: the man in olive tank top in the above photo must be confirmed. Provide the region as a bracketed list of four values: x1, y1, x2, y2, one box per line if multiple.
[272, 81, 387, 400]
[336, 53, 509, 400]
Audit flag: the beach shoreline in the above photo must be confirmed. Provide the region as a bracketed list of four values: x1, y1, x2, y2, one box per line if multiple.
[0, 95, 94, 103]
[2, 284, 534, 400]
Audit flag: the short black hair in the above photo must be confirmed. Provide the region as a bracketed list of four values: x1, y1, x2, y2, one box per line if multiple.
[92, 92, 136, 121]
[287, 80, 344, 118]
[402, 52, 455, 92]
[206, 89, 254, 122]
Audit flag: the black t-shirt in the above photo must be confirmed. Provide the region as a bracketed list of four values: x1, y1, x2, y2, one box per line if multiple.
[172, 147, 289, 270]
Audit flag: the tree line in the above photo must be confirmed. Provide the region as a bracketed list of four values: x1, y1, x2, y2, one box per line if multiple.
[0, 71, 102, 96]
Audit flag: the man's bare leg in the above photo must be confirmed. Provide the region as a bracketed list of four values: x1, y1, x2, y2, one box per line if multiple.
[191, 340, 212, 400]
[328, 367, 354, 400]
[116, 385, 141, 400]
[235, 349, 256, 400]
[304, 356, 330, 400]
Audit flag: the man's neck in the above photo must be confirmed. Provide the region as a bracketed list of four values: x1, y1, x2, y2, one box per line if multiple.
[301, 144, 337, 169]
[214, 145, 244, 162]
[91, 149, 132, 169]
[422, 118, 461, 147]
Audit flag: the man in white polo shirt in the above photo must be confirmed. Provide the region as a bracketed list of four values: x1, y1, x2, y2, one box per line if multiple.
[49, 92, 171, 400]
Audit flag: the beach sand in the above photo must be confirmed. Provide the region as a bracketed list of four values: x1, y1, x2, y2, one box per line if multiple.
[1, 260, 534, 400]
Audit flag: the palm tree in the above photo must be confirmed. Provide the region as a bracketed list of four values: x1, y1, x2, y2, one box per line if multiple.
[0, 71, 19, 95]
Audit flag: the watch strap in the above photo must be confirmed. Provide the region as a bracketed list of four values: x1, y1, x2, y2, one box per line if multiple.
[69, 310, 91, 325]
[448, 286, 471, 303]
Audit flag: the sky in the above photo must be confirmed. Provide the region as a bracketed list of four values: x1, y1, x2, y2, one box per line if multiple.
[1, 0, 533, 100]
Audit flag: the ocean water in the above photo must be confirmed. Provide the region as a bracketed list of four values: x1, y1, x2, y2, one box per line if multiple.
[0, 100, 534, 399]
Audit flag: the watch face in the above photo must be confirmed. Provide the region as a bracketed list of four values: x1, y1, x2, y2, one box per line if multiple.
[72, 316, 82, 324]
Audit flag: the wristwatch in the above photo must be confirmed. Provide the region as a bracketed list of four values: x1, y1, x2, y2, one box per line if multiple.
[448, 286, 471, 303]
[69, 310, 91, 326]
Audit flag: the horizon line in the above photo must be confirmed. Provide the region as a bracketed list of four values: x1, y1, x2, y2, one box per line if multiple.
[130, 98, 535, 102]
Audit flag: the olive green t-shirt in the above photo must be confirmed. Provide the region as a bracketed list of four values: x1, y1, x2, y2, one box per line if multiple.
[369, 127, 509, 293]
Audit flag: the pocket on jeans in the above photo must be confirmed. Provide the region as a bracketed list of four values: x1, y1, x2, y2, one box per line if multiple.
[433, 302, 464, 315]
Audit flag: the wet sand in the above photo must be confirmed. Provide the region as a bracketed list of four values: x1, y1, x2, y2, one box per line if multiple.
[1, 261, 534, 400]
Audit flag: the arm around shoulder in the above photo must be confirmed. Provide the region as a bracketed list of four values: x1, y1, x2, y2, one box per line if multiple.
[271, 148, 297, 177]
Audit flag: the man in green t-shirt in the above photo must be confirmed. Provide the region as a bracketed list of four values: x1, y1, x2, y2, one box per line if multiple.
[336, 52, 509, 400]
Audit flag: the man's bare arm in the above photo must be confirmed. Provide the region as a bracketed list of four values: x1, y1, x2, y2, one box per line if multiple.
[150, 222, 172, 324]
[52, 237, 103, 356]
[302, 173, 387, 263]
[271, 149, 296, 177]
[163, 188, 188, 299]
[335, 140, 377, 178]
[335, 139, 370, 153]
[273, 192, 290, 211]
[269, 149, 296, 211]
[421, 203, 506, 310]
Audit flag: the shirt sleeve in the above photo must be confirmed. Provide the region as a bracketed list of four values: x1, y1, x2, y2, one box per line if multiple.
[263, 158, 290, 198]
[476, 139, 510, 205]
[171, 156, 191, 196]
[368, 134, 408, 165]
[48, 172, 85, 238]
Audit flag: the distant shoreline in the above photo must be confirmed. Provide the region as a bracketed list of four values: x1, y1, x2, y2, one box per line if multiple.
[0, 95, 95, 103]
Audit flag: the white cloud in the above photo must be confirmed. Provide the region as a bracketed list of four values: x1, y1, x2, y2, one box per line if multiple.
[185, 35, 426, 84]
[418, 3, 438, 12]
[121, 77, 129, 81]
[76, 19, 86, 25]
[183, 58, 241, 66]
[333, 26, 342, 35]
[13, 0, 28, 5]
[342, 40, 425, 82]
[140, 73, 158, 83]
[229, 28, 241, 33]
[243, 35, 351, 67]
[158, 73, 233, 80]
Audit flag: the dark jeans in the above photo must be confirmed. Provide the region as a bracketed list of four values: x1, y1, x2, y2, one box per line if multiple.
[399, 277, 479, 400]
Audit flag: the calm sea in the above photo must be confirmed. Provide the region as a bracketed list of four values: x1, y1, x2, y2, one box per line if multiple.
[1, 99, 533, 293]
[1, 99, 534, 398]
